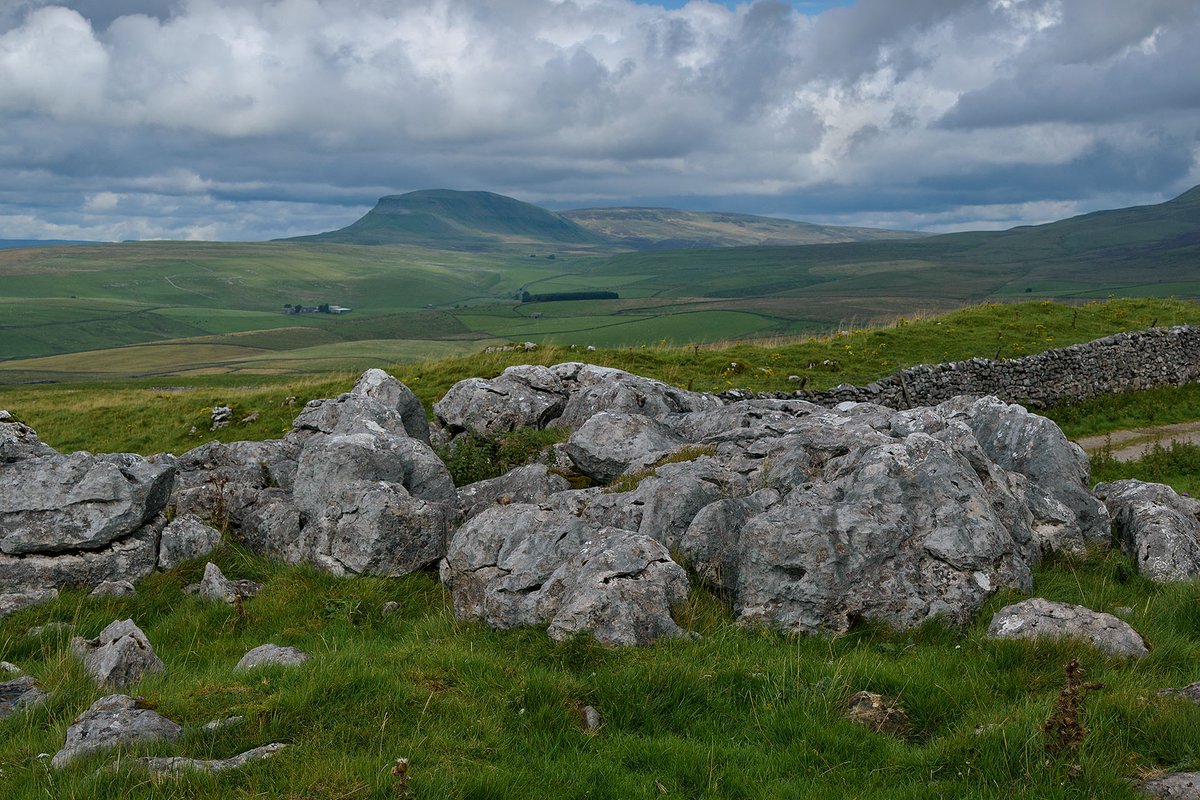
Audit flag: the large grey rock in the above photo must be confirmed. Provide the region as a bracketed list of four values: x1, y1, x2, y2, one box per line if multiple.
[197, 562, 262, 604]
[442, 498, 600, 630]
[730, 431, 1035, 634]
[51, 693, 182, 768]
[987, 598, 1150, 658]
[564, 412, 686, 484]
[0, 451, 174, 555]
[540, 529, 691, 646]
[307, 482, 454, 576]
[1141, 772, 1200, 799]
[0, 675, 47, 719]
[157, 513, 223, 571]
[1095, 479, 1200, 582]
[172, 438, 299, 525]
[0, 517, 162, 595]
[292, 429, 455, 515]
[71, 619, 165, 688]
[0, 413, 58, 463]
[236, 644, 311, 670]
[680, 489, 781, 593]
[443, 503, 690, 645]
[350, 368, 431, 445]
[937, 396, 1110, 551]
[457, 463, 572, 522]
[434, 365, 568, 436]
[0, 588, 58, 619]
[552, 363, 722, 430]
[125, 742, 288, 776]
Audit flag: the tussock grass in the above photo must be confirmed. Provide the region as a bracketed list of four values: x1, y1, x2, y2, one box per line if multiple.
[3, 546, 1199, 798]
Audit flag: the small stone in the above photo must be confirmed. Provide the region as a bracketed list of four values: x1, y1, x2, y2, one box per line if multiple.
[239, 412, 260, 425]
[1158, 682, 1200, 703]
[90, 580, 136, 598]
[580, 705, 602, 733]
[210, 406, 233, 431]
[198, 562, 262, 604]
[1141, 772, 1200, 799]
[157, 514, 223, 571]
[70, 619, 165, 688]
[1, 661, 21, 675]
[0, 676, 47, 720]
[0, 589, 58, 620]
[236, 644, 311, 670]
[1114, 606, 1133, 617]
[382, 601, 401, 616]
[202, 715, 246, 732]
[26, 622, 69, 637]
[987, 598, 1150, 658]
[845, 691, 909, 737]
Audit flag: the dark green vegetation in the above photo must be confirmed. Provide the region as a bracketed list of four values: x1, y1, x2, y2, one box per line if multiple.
[3, 537, 1200, 798]
[4, 297, 1198, 456]
[1091, 443, 1200, 497]
[561, 206, 923, 249]
[2, 187, 1197, 383]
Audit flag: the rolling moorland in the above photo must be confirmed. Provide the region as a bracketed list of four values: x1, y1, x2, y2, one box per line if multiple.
[1, 185, 1198, 383]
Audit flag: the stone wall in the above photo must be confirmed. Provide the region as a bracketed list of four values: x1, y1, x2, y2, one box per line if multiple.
[733, 325, 1200, 409]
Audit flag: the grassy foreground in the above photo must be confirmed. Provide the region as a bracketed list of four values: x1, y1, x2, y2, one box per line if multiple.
[4, 297, 1199, 455]
[3, 546, 1200, 799]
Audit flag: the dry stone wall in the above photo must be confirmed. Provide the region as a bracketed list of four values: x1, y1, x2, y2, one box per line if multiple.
[747, 325, 1200, 410]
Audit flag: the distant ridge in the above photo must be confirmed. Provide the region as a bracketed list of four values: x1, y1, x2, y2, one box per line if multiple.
[286, 189, 607, 250]
[0, 239, 98, 250]
[286, 189, 923, 250]
[561, 207, 924, 249]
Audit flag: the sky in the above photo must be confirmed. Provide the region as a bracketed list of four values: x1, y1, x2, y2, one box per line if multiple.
[0, 0, 1198, 242]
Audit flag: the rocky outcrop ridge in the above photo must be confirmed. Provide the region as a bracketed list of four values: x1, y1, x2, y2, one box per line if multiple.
[12, 357, 1196, 649]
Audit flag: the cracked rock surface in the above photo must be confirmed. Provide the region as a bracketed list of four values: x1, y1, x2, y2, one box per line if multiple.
[52, 693, 181, 768]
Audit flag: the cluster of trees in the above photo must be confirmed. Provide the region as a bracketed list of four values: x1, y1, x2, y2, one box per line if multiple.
[519, 291, 619, 303]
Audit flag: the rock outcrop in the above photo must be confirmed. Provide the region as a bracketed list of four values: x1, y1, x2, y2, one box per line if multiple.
[1095, 479, 1200, 582]
[52, 694, 182, 768]
[986, 598, 1150, 658]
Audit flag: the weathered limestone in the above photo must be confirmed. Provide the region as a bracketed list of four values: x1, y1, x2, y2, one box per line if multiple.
[986, 598, 1150, 658]
[52, 694, 182, 768]
[1095, 479, 1200, 582]
[0, 675, 47, 719]
[71, 619, 166, 687]
[125, 742, 288, 776]
[236, 644, 311, 670]
[197, 562, 262, 604]
[157, 513, 223, 571]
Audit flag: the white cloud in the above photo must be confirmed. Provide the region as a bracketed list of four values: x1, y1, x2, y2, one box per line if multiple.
[0, 0, 1196, 240]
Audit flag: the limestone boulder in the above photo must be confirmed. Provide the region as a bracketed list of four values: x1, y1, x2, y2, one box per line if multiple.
[552, 362, 722, 430]
[157, 513, 223, 571]
[1141, 773, 1200, 799]
[936, 396, 1110, 551]
[349, 368, 431, 444]
[0, 412, 58, 463]
[434, 365, 568, 436]
[71, 618, 166, 688]
[457, 463, 572, 522]
[0, 451, 174, 555]
[197, 562, 262, 604]
[0, 588, 58, 619]
[52, 694, 181, 768]
[0, 518, 162, 596]
[540, 529, 691, 646]
[564, 412, 686, 484]
[986, 598, 1150, 658]
[1095, 479, 1200, 582]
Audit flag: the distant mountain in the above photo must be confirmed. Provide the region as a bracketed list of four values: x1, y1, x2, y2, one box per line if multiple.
[561, 207, 924, 249]
[0, 239, 98, 250]
[287, 189, 923, 251]
[286, 189, 607, 250]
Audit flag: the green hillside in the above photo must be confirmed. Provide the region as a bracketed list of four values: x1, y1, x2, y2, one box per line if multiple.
[1, 187, 1197, 383]
[288, 190, 609, 250]
[562, 207, 923, 249]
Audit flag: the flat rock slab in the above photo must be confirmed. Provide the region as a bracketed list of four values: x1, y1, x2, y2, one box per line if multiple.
[90, 580, 136, 597]
[71, 618, 165, 688]
[1142, 772, 1200, 799]
[987, 598, 1150, 658]
[236, 644, 311, 670]
[52, 694, 182, 768]
[0, 676, 47, 719]
[0, 588, 57, 619]
[1158, 682, 1200, 703]
[127, 742, 287, 776]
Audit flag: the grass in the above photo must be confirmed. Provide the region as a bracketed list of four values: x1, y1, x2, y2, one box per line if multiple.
[1090, 442, 1200, 496]
[4, 297, 1199, 456]
[3, 544, 1199, 799]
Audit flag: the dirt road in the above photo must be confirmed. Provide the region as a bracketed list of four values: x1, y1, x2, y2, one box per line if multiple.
[1074, 421, 1200, 462]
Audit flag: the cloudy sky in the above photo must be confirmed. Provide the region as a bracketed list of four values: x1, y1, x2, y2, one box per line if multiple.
[1, 0, 1198, 241]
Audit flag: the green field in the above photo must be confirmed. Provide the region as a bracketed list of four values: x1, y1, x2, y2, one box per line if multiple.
[2, 186, 1198, 383]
